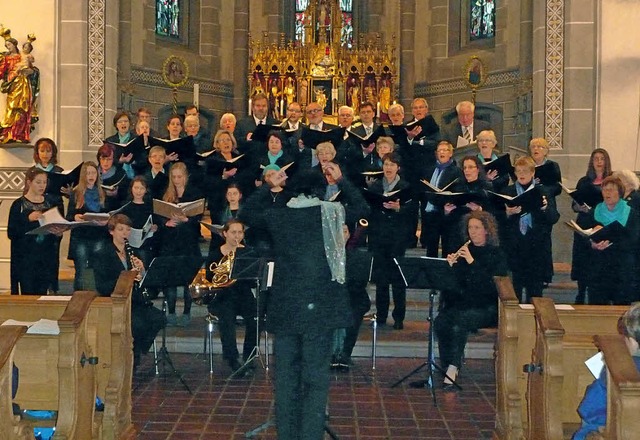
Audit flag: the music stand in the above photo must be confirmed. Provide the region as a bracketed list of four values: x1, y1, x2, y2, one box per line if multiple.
[140, 256, 203, 393]
[390, 256, 462, 405]
[227, 249, 271, 379]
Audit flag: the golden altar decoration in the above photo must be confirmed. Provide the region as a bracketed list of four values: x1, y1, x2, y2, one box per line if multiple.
[247, 0, 397, 122]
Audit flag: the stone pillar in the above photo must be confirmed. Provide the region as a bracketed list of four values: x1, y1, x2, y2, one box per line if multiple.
[234, 0, 250, 115]
[267, 0, 283, 43]
[200, 1, 218, 75]
[399, 0, 415, 108]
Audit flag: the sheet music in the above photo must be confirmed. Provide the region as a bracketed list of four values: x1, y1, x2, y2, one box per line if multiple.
[2, 318, 60, 335]
[266, 261, 275, 288]
[585, 351, 604, 379]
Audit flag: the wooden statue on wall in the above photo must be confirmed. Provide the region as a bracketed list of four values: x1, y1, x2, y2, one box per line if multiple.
[0, 26, 39, 144]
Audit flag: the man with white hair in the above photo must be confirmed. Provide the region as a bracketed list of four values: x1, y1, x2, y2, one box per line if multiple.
[442, 100, 491, 146]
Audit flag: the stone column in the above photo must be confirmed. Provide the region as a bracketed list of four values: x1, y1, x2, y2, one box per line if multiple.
[233, 0, 250, 115]
[399, 0, 415, 108]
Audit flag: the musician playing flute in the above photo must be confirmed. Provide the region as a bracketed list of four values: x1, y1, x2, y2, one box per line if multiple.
[204, 219, 257, 375]
[93, 214, 165, 369]
[433, 211, 508, 390]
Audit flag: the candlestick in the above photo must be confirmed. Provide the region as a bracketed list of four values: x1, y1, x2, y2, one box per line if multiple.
[248, 98, 252, 116]
[193, 83, 200, 107]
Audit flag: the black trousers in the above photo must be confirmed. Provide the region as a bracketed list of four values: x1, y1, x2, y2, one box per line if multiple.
[421, 211, 454, 257]
[434, 305, 497, 369]
[132, 304, 166, 356]
[372, 254, 406, 324]
[342, 279, 371, 358]
[208, 286, 258, 362]
[274, 330, 332, 440]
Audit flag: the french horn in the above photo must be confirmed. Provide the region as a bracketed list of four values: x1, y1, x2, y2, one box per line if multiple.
[188, 251, 237, 305]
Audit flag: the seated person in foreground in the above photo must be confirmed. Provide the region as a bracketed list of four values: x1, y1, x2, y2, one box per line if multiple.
[573, 303, 640, 439]
[93, 214, 166, 368]
[433, 211, 508, 390]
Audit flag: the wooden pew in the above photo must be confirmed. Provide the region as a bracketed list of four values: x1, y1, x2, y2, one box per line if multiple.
[592, 334, 640, 440]
[12, 290, 97, 439]
[0, 271, 137, 440]
[493, 276, 628, 440]
[0, 325, 30, 439]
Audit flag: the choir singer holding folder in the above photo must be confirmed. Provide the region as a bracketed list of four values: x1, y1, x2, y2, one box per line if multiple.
[582, 176, 639, 305]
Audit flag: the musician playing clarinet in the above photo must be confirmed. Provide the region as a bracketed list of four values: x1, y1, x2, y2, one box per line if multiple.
[93, 214, 165, 368]
[433, 211, 508, 390]
[204, 219, 257, 375]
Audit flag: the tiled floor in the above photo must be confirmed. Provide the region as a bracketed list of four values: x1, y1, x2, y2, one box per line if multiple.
[132, 354, 496, 439]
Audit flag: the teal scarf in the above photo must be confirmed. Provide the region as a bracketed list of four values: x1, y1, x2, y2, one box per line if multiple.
[594, 199, 631, 226]
[268, 150, 283, 165]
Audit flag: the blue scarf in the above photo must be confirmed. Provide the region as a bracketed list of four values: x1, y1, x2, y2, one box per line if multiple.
[594, 199, 631, 226]
[268, 150, 283, 165]
[516, 181, 534, 235]
[436, 159, 453, 171]
[100, 166, 116, 180]
[36, 163, 55, 172]
[84, 186, 101, 212]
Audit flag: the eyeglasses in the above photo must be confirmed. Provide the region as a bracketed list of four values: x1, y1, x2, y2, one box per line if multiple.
[306, 108, 322, 114]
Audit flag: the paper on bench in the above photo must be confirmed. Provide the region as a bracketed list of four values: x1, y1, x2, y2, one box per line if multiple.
[37, 295, 72, 301]
[585, 351, 604, 379]
[2, 318, 60, 335]
[518, 304, 575, 310]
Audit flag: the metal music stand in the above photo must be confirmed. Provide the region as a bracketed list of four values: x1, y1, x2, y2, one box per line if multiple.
[389, 256, 462, 406]
[226, 248, 271, 380]
[139, 255, 203, 394]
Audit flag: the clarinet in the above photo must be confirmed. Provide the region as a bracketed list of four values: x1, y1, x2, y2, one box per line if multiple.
[123, 239, 151, 306]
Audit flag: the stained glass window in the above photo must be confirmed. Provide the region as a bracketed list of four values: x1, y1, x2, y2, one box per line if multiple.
[294, 0, 354, 48]
[470, 0, 495, 41]
[156, 0, 180, 38]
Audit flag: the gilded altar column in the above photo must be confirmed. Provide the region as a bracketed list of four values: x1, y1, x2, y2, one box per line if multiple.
[234, 0, 250, 114]
[399, 0, 415, 108]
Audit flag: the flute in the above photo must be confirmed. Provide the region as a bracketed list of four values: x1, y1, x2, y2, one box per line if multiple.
[451, 240, 472, 262]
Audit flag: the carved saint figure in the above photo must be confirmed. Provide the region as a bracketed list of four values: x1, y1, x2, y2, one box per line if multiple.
[0, 34, 40, 144]
[315, 87, 327, 112]
[284, 77, 296, 106]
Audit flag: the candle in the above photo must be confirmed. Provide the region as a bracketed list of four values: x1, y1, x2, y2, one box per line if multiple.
[280, 98, 284, 114]
[248, 98, 252, 116]
[193, 83, 200, 107]
[376, 102, 381, 118]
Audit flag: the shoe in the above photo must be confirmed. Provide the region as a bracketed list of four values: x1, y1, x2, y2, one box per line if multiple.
[330, 355, 340, 369]
[393, 321, 404, 330]
[442, 383, 458, 392]
[179, 313, 191, 327]
[338, 356, 351, 371]
[166, 313, 178, 327]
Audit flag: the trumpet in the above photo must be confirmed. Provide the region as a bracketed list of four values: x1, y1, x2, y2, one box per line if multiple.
[450, 240, 472, 263]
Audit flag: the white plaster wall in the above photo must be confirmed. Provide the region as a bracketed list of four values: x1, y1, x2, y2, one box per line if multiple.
[597, 0, 640, 170]
[0, 0, 57, 168]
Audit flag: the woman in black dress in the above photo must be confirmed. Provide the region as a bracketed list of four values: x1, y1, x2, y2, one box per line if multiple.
[67, 161, 110, 291]
[8, 168, 63, 294]
[434, 211, 508, 389]
[368, 152, 415, 329]
[156, 162, 203, 326]
[97, 143, 130, 211]
[571, 148, 611, 304]
[205, 219, 257, 374]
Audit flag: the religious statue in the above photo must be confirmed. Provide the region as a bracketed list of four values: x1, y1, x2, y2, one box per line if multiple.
[350, 85, 359, 114]
[251, 77, 265, 97]
[314, 87, 327, 112]
[269, 80, 282, 119]
[379, 80, 391, 115]
[0, 29, 39, 144]
[364, 85, 376, 105]
[299, 78, 309, 106]
[284, 77, 296, 107]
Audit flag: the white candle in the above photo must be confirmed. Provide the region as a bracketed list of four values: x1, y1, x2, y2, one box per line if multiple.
[193, 83, 200, 107]
[280, 98, 284, 113]
[376, 101, 381, 118]
[248, 98, 252, 116]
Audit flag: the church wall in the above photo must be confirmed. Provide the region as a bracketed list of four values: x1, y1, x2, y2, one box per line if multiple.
[597, 0, 640, 172]
[415, 0, 531, 150]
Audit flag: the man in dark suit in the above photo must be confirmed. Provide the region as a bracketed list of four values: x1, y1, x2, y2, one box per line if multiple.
[241, 169, 353, 440]
[350, 101, 378, 138]
[441, 100, 492, 147]
[234, 93, 279, 160]
[304, 101, 338, 131]
[420, 140, 464, 256]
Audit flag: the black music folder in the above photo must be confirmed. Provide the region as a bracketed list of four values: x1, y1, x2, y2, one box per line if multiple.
[107, 134, 147, 160]
[388, 116, 440, 140]
[149, 136, 196, 160]
[489, 186, 543, 213]
[362, 187, 412, 208]
[565, 220, 626, 243]
[534, 161, 559, 186]
[561, 183, 603, 208]
[482, 154, 512, 177]
[424, 190, 486, 206]
[300, 126, 347, 149]
[140, 256, 203, 288]
[347, 125, 386, 146]
[251, 123, 297, 143]
[46, 162, 83, 193]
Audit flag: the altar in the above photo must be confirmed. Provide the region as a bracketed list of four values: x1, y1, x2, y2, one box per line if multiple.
[247, 0, 397, 123]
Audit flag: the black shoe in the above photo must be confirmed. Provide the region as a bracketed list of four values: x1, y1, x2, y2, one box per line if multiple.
[442, 383, 458, 392]
[393, 321, 404, 330]
[409, 379, 428, 389]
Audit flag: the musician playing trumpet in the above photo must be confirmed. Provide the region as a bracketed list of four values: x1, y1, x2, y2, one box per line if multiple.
[433, 211, 508, 390]
[204, 219, 257, 375]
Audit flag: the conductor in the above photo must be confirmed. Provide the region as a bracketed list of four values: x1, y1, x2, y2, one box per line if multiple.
[241, 168, 352, 440]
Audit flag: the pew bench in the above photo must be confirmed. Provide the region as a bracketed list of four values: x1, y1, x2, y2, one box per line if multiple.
[0, 271, 137, 440]
[0, 325, 30, 439]
[493, 276, 628, 440]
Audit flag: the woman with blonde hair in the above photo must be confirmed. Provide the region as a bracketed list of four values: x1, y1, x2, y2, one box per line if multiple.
[157, 162, 203, 326]
[66, 161, 109, 290]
